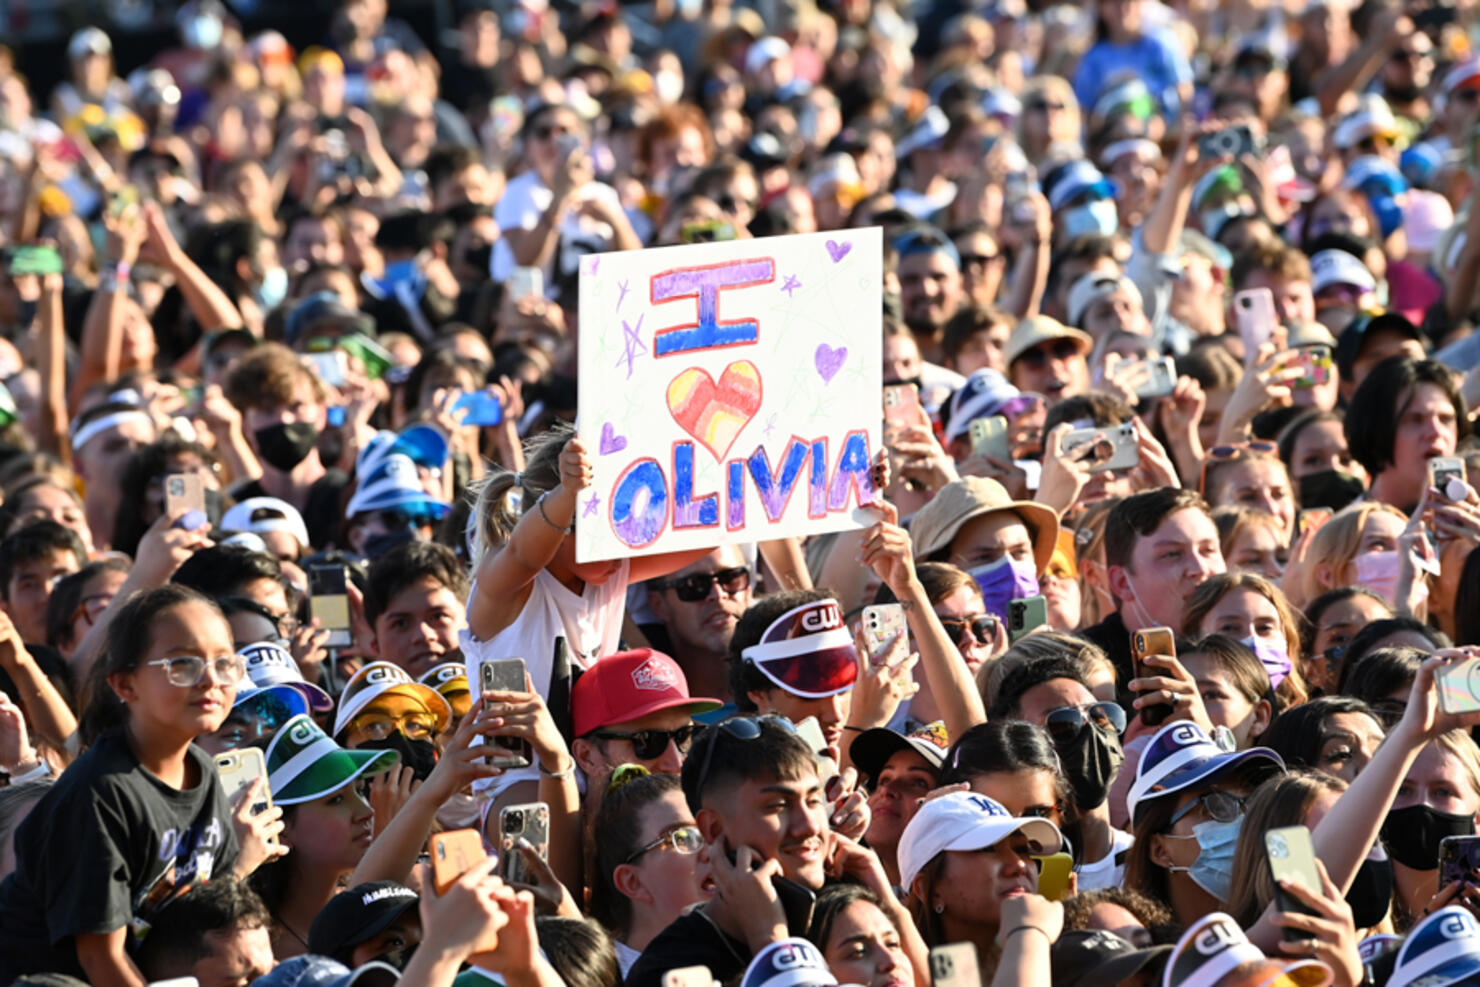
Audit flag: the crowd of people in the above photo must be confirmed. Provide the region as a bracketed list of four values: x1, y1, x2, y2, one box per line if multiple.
[5, 0, 1480, 985]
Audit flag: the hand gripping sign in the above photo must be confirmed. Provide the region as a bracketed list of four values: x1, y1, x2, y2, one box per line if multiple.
[576, 229, 883, 562]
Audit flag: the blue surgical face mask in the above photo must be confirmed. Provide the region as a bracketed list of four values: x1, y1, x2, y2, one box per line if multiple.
[1059, 198, 1119, 239]
[1167, 814, 1244, 902]
[382, 257, 422, 286]
[967, 555, 1041, 622]
[255, 266, 288, 311]
[1240, 635, 1292, 689]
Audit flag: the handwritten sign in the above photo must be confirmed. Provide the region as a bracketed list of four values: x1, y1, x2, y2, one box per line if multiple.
[576, 229, 883, 562]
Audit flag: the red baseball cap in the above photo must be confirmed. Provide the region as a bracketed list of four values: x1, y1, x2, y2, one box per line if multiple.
[572, 649, 723, 738]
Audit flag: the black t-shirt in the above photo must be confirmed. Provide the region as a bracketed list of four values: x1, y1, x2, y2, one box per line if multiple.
[1081, 609, 1135, 707]
[624, 908, 750, 987]
[231, 470, 349, 551]
[0, 730, 239, 981]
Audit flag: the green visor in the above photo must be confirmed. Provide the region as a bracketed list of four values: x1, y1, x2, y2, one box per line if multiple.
[265, 713, 398, 805]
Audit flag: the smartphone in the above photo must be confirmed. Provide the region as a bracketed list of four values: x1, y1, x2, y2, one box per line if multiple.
[480, 657, 532, 769]
[214, 748, 272, 822]
[861, 603, 907, 664]
[1131, 356, 1177, 401]
[792, 715, 828, 756]
[1430, 456, 1467, 501]
[430, 828, 487, 896]
[772, 874, 818, 935]
[308, 563, 352, 648]
[1131, 627, 1177, 727]
[7, 245, 63, 277]
[1436, 657, 1480, 715]
[969, 415, 1011, 462]
[509, 266, 544, 302]
[1234, 288, 1278, 362]
[499, 801, 550, 886]
[453, 390, 504, 427]
[663, 968, 716, 987]
[305, 351, 348, 388]
[1265, 825, 1322, 941]
[929, 943, 981, 987]
[1033, 852, 1073, 901]
[1289, 345, 1333, 390]
[1439, 835, 1480, 889]
[1008, 596, 1047, 642]
[164, 472, 205, 518]
[882, 383, 921, 432]
[1198, 124, 1257, 160]
[680, 220, 738, 244]
[1062, 423, 1138, 473]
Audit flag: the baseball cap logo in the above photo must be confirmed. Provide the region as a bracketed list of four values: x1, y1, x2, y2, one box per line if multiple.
[771, 941, 823, 970]
[288, 719, 317, 745]
[365, 664, 409, 687]
[241, 643, 291, 668]
[799, 602, 842, 633]
[965, 793, 1009, 817]
[1442, 912, 1479, 939]
[1169, 723, 1204, 748]
[1194, 918, 1241, 957]
[631, 657, 679, 692]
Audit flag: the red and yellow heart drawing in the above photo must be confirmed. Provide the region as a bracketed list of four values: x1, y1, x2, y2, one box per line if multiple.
[665, 360, 763, 461]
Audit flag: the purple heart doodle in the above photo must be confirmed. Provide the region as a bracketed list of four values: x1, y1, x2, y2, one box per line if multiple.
[599, 422, 628, 455]
[814, 344, 848, 383]
[825, 239, 852, 263]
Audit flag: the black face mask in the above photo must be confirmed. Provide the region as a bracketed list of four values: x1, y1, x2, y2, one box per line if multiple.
[203, 488, 225, 527]
[1298, 469, 1366, 512]
[1056, 722, 1124, 811]
[254, 422, 320, 472]
[1381, 804, 1476, 870]
[1345, 855, 1394, 929]
[357, 732, 439, 782]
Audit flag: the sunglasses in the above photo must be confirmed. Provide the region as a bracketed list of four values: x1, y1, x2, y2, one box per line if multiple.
[695, 715, 799, 797]
[960, 252, 1001, 269]
[591, 724, 701, 760]
[1199, 440, 1278, 492]
[653, 566, 751, 602]
[625, 824, 704, 863]
[1027, 100, 1066, 112]
[1168, 789, 1246, 827]
[349, 710, 438, 740]
[940, 615, 998, 645]
[143, 654, 247, 688]
[1044, 701, 1127, 745]
[1018, 339, 1083, 368]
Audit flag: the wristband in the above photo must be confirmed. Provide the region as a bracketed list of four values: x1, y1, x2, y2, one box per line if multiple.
[536, 491, 575, 533]
[1003, 926, 1052, 945]
[113, 261, 132, 285]
[539, 758, 576, 780]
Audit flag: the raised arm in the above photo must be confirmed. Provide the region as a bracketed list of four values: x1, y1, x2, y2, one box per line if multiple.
[72, 206, 144, 405]
[138, 201, 242, 333]
[36, 272, 69, 462]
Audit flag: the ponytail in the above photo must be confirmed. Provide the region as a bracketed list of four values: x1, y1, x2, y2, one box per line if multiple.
[467, 421, 573, 564]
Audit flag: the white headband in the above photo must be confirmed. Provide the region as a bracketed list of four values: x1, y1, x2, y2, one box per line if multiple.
[741, 626, 854, 664]
[70, 410, 152, 453]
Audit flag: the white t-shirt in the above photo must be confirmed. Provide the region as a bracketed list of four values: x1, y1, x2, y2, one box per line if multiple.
[491, 170, 625, 289]
[1076, 827, 1136, 892]
[462, 561, 630, 797]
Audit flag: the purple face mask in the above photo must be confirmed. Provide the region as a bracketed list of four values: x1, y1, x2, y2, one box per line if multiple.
[1240, 635, 1292, 689]
[967, 556, 1041, 621]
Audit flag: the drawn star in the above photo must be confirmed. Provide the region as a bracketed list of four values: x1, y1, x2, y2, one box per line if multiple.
[781, 274, 801, 298]
[587, 257, 601, 277]
[583, 492, 602, 518]
[617, 278, 631, 309]
[615, 314, 647, 379]
[763, 413, 778, 438]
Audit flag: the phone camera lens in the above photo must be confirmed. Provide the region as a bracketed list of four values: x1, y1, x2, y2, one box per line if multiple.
[504, 812, 522, 833]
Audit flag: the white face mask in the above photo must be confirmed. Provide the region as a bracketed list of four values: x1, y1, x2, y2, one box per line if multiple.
[654, 70, 685, 105]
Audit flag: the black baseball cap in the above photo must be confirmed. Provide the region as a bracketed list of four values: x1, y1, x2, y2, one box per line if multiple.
[1050, 929, 1170, 987]
[307, 881, 419, 962]
[1334, 311, 1423, 380]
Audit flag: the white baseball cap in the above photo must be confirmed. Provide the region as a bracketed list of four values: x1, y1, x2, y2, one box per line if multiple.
[221, 497, 311, 552]
[897, 791, 1062, 892]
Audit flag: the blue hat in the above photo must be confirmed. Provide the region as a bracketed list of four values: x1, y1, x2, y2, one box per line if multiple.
[944, 368, 1020, 443]
[249, 955, 400, 987]
[1343, 155, 1408, 237]
[742, 939, 838, 987]
[1127, 722, 1284, 827]
[237, 641, 333, 713]
[285, 291, 373, 345]
[1389, 907, 1480, 987]
[1045, 159, 1115, 212]
[344, 453, 451, 521]
[356, 424, 450, 478]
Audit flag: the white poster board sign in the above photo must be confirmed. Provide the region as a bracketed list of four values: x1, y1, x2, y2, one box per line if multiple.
[575, 228, 883, 562]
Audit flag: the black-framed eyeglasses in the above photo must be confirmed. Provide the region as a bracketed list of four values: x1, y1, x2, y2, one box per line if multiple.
[1167, 790, 1246, 827]
[624, 824, 704, 864]
[694, 715, 798, 798]
[652, 566, 751, 603]
[591, 724, 700, 760]
[1044, 701, 1127, 745]
[940, 615, 998, 646]
[143, 654, 247, 688]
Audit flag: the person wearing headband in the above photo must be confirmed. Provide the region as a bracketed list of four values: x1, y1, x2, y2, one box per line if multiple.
[69, 399, 158, 553]
[728, 590, 859, 763]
